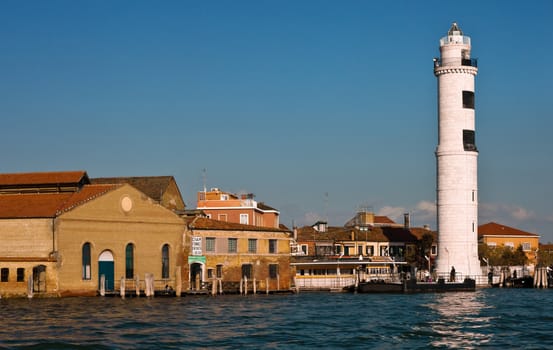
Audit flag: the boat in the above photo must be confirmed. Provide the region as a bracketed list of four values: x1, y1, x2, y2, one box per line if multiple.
[491, 267, 534, 288]
[511, 276, 534, 288]
[355, 279, 403, 293]
[348, 277, 476, 293]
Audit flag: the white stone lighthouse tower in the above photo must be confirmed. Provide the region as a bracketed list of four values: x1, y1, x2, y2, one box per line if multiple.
[434, 23, 480, 279]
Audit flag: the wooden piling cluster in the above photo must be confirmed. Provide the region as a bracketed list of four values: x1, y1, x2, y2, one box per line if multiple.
[534, 267, 550, 288]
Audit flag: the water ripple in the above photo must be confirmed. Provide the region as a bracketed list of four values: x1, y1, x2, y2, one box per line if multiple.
[1, 290, 553, 349]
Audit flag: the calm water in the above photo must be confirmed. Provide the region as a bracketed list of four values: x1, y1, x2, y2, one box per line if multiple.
[1, 289, 552, 349]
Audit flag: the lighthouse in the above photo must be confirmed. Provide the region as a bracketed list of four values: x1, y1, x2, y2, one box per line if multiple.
[434, 23, 480, 279]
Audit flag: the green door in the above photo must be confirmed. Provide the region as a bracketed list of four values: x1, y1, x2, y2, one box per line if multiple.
[98, 250, 115, 291]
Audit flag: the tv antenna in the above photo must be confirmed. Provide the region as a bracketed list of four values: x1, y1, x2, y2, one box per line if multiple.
[202, 168, 207, 193]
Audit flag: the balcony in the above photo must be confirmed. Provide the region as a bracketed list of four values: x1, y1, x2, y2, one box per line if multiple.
[462, 58, 478, 67]
[434, 57, 478, 68]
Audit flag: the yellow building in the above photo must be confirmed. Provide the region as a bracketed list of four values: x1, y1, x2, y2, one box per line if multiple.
[478, 222, 540, 265]
[0, 171, 186, 298]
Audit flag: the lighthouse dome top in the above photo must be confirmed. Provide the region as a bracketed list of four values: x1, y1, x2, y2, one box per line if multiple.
[440, 22, 470, 46]
[448, 22, 463, 36]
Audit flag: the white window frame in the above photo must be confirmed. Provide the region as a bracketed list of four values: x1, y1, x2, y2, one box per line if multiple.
[240, 214, 249, 225]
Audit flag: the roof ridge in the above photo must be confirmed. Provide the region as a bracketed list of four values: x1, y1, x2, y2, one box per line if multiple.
[56, 184, 120, 215]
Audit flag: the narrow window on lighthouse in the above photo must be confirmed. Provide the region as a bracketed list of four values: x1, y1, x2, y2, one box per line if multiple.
[463, 130, 476, 151]
[462, 91, 475, 109]
[472, 190, 475, 202]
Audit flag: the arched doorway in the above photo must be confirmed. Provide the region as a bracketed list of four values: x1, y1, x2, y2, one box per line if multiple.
[32, 265, 47, 293]
[190, 263, 203, 290]
[98, 250, 114, 291]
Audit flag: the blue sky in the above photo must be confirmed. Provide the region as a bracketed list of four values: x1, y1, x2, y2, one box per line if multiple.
[2, 1, 552, 242]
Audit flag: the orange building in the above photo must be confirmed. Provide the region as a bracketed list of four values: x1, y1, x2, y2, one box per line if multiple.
[197, 188, 279, 228]
[478, 222, 540, 265]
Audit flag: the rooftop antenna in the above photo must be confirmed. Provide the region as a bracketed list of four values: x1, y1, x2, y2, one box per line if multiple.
[324, 192, 329, 223]
[202, 168, 207, 193]
[358, 203, 373, 213]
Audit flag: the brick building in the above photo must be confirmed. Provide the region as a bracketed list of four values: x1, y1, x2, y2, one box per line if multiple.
[185, 216, 292, 293]
[196, 188, 279, 228]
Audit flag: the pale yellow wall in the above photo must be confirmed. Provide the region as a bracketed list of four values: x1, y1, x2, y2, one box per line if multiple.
[0, 219, 54, 257]
[162, 179, 186, 210]
[483, 235, 540, 266]
[0, 218, 59, 297]
[482, 236, 539, 251]
[56, 185, 186, 296]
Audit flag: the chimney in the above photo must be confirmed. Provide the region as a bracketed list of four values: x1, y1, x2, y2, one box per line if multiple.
[404, 213, 410, 229]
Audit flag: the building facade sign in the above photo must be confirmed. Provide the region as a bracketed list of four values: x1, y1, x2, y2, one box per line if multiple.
[192, 236, 202, 256]
[188, 255, 206, 264]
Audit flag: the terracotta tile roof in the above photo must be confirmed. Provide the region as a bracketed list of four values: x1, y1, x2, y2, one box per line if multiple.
[295, 226, 335, 242]
[0, 193, 72, 218]
[375, 216, 396, 224]
[296, 226, 371, 242]
[406, 227, 438, 240]
[539, 244, 553, 251]
[57, 184, 119, 214]
[478, 222, 539, 237]
[381, 227, 436, 242]
[279, 223, 291, 231]
[0, 171, 89, 187]
[0, 184, 118, 218]
[186, 216, 289, 233]
[295, 225, 436, 243]
[257, 202, 279, 212]
[91, 176, 177, 202]
[344, 213, 399, 227]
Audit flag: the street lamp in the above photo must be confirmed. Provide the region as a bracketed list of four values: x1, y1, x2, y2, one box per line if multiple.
[424, 255, 431, 281]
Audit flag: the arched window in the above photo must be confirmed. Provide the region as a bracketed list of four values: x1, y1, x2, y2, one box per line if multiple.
[162, 244, 170, 279]
[125, 243, 134, 279]
[82, 243, 91, 280]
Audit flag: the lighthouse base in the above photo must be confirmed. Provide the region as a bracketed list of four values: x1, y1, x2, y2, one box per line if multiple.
[436, 243, 481, 281]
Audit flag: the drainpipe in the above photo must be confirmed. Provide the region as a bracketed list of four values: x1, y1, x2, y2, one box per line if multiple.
[51, 217, 56, 258]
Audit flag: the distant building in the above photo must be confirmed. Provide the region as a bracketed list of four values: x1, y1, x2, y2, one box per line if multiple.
[478, 222, 540, 265]
[196, 188, 279, 228]
[344, 210, 401, 228]
[291, 213, 437, 290]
